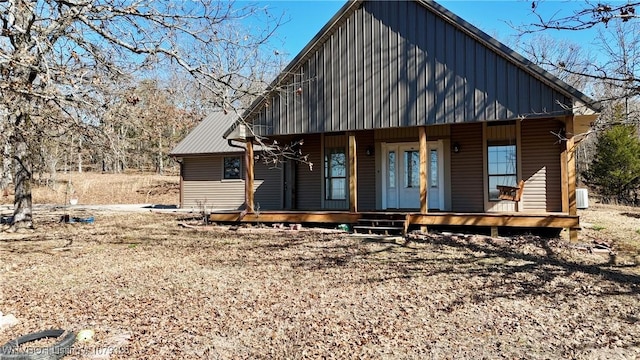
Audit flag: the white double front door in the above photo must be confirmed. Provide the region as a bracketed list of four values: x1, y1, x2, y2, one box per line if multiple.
[382, 142, 444, 210]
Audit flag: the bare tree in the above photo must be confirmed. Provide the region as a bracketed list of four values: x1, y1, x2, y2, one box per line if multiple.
[100, 79, 199, 174]
[518, 1, 640, 185]
[0, 0, 282, 229]
[520, 1, 639, 118]
[517, 34, 595, 91]
[526, 1, 639, 31]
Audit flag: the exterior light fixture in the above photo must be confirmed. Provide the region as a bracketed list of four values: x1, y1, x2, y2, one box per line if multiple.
[365, 146, 374, 156]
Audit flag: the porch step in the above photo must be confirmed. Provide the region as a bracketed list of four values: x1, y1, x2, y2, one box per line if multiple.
[354, 213, 407, 235]
[352, 225, 404, 235]
[358, 218, 405, 225]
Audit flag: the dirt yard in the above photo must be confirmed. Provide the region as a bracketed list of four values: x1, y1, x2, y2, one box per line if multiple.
[0, 204, 638, 359]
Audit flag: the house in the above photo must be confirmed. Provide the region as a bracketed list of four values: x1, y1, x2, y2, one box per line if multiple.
[220, 0, 598, 239]
[170, 112, 282, 211]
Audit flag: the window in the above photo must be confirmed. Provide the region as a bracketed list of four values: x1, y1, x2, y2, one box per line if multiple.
[388, 151, 396, 188]
[488, 144, 517, 201]
[224, 156, 242, 179]
[325, 147, 346, 200]
[430, 149, 438, 188]
[404, 150, 419, 188]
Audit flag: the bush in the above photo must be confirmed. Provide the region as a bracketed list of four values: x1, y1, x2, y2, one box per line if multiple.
[583, 125, 640, 204]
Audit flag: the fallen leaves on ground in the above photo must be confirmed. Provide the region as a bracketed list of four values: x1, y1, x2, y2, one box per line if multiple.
[0, 211, 638, 359]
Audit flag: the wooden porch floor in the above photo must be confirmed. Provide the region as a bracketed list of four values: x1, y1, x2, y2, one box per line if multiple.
[208, 210, 579, 234]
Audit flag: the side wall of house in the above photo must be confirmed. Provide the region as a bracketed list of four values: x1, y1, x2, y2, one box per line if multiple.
[181, 155, 282, 210]
[262, 120, 562, 213]
[450, 123, 484, 212]
[284, 131, 377, 211]
[521, 118, 563, 212]
[295, 134, 323, 210]
[255, 162, 285, 211]
[357, 130, 376, 211]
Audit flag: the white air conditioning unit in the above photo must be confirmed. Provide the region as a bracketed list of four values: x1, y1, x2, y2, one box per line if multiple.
[576, 188, 589, 209]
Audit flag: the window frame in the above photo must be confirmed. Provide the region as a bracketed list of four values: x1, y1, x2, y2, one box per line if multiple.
[487, 143, 517, 202]
[223, 156, 243, 180]
[324, 147, 347, 200]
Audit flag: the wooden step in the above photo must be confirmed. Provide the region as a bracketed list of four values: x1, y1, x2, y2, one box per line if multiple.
[358, 218, 405, 224]
[352, 225, 404, 235]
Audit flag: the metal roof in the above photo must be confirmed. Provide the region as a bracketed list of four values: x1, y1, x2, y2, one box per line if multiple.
[170, 111, 242, 156]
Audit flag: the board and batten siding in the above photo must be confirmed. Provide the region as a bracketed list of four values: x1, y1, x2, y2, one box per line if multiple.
[181, 155, 282, 210]
[450, 123, 484, 212]
[521, 119, 563, 212]
[250, 0, 573, 137]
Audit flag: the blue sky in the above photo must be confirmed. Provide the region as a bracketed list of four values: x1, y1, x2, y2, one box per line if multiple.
[260, 0, 602, 59]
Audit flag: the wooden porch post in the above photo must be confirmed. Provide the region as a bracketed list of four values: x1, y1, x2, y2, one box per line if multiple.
[178, 159, 184, 208]
[348, 132, 358, 213]
[562, 116, 578, 241]
[419, 127, 428, 214]
[561, 153, 568, 213]
[245, 139, 255, 213]
[419, 127, 428, 233]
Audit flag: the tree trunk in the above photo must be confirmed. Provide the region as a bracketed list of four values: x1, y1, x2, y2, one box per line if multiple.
[12, 118, 33, 229]
[0, 142, 12, 192]
[76, 137, 83, 173]
[157, 134, 163, 175]
[0, 115, 13, 193]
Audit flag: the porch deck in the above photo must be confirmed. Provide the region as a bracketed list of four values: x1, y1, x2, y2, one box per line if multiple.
[208, 210, 579, 235]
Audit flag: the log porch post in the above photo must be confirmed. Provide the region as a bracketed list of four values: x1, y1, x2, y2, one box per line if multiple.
[245, 139, 255, 213]
[419, 127, 428, 232]
[179, 159, 184, 208]
[348, 132, 357, 213]
[562, 116, 578, 241]
[419, 127, 428, 214]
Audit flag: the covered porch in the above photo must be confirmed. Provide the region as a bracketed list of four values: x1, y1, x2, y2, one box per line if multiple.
[208, 210, 579, 237]
[234, 116, 590, 239]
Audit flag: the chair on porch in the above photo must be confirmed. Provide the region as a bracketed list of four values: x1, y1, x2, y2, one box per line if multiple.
[497, 180, 525, 211]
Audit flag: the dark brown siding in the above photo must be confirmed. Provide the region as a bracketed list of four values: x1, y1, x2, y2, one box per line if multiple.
[374, 125, 450, 142]
[357, 130, 376, 211]
[254, 164, 284, 210]
[450, 123, 484, 211]
[296, 134, 323, 210]
[521, 119, 563, 212]
[250, 1, 573, 136]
